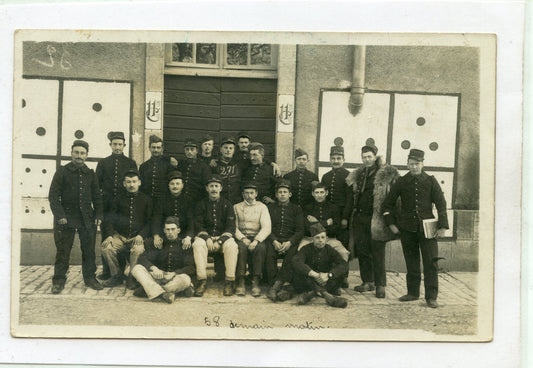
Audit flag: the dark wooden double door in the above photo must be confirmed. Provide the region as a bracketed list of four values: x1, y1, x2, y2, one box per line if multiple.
[164, 75, 277, 162]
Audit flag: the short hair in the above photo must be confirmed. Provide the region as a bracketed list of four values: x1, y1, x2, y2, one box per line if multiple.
[312, 182, 327, 191]
[149, 135, 163, 146]
[164, 216, 180, 227]
[124, 172, 139, 180]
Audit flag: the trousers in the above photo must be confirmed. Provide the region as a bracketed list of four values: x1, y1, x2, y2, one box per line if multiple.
[236, 238, 266, 279]
[353, 214, 387, 286]
[400, 228, 439, 300]
[264, 240, 299, 285]
[131, 264, 191, 300]
[292, 271, 343, 294]
[53, 224, 97, 285]
[101, 233, 144, 276]
[192, 236, 238, 281]
[298, 237, 350, 262]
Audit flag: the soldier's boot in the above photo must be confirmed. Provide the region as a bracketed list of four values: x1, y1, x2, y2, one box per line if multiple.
[276, 284, 294, 302]
[267, 280, 283, 302]
[323, 291, 348, 308]
[353, 281, 375, 293]
[235, 277, 246, 296]
[296, 290, 315, 305]
[194, 279, 207, 297]
[223, 280, 235, 296]
[251, 276, 261, 297]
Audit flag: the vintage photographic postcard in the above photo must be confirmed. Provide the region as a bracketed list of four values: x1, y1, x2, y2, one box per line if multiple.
[10, 30, 495, 343]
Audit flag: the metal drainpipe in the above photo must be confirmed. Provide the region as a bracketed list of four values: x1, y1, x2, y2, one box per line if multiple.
[349, 45, 366, 116]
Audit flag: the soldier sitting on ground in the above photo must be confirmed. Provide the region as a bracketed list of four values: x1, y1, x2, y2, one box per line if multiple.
[131, 216, 195, 304]
[292, 223, 349, 308]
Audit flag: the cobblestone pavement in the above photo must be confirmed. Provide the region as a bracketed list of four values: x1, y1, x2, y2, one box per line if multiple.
[16, 265, 478, 337]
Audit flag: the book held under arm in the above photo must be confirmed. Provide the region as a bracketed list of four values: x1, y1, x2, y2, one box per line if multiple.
[423, 218, 439, 239]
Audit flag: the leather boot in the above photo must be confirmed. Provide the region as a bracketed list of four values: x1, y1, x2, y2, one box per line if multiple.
[223, 280, 235, 296]
[376, 286, 386, 298]
[296, 290, 315, 305]
[235, 277, 246, 296]
[251, 276, 261, 297]
[267, 280, 283, 302]
[194, 279, 207, 297]
[324, 292, 348, 308]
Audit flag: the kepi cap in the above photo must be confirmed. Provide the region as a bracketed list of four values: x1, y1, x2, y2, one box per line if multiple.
[183, 138, 198, 148]
[408, 148, 425, 162]
[207, 174, 223, 185]
[164, 216, 181, 228]
[123, 168, 139, 179]
[242, 181, 258, 190]
[107, 131, 125, 142]
[71, 139, 89, 152]
[149, 134, 163, 145]
[309, 223, 327, 237]
[220, 136, 236, 146]
[330, 137, 344, 156]
[276, 179, 291, 190]
[167, 170, 183, 181]
[237, 131, 251, 140]
[294, 148, 308, 158]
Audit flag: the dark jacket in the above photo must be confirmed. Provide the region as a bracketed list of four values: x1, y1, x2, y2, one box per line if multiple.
[302, 201, 341, 238]
[95, 153, 137, 206]
[194, 197, 236, 244]
[49, 162, 103, 229]
[104, 191, 153, 239]
[152, 192, 194, 239]
[283, 169, 319, 208]
[382, 171, 448, 233]
[292, 243, 348, 279]
[139, 155, 174, 200]
[212, 157, 249, 204]
[346, 157, 401, 241]
[176, 158, 211, 205]
[242, 162, 276, 201]
[267, 202, 304, 245]
[321, 167, 351, 219]
[138, 238, 195, 275]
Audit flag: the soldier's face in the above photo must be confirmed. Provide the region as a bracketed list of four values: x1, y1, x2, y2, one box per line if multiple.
[168, 178, 184, 196]
[249, 149, 263, 165]
[163, 223, 180, 240]
[220, 143, 235, 159]
[184, 146, 198, 159]
[110, 139, 125, 155]
[206, 182, 222, 198]
[312, 232, 327, 248]
[276, 188, 292, 204]
[312, 188, 328, 203]
[201, 140, 214, 156]
[123, 175, 141, 193]
[361, 151, 377, 167]
[242, 188, 258, 203]
[330, 155, 345, 168]
[238, 138, 250, 151]
[71, 146, 88, 166]
[295, 155, 308, 169]
[407, 159, 424, 175]
[149, 142, 163, 158]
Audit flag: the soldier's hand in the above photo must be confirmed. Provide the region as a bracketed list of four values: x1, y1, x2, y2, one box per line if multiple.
[101, 236, 113, 249]
[341, 219, 348, 229]
[281, 241, 291, 253]
[271, 162, 281, 177]
[133, 235, 144, 247]
[242, 238, 252, 246]
[273, 240, 282, 252]
[389, 224, 400, 235]
[326, 218, 334, 226]
[435, 228, 447, 239]
[94, 218, 102, 227]
[209, 159, 217, 168]
[182, 236, 192, 249]
[154, 235, 163, 249]
[206, 238, 217, 252]
[318, 272, 329, 285]
[170, 157, 178, 167]
[248, 240, 258, 251]
[307, 215, 318, 223]
[58, 218, 68, 225]
[151, 266, 164, 280]
[262, 196, 275, 205]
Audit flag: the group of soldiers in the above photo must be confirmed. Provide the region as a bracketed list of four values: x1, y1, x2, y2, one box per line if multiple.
[48, 130, 448, 309]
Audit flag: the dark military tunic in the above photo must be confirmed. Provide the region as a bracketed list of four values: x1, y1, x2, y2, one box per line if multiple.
[194, 197, 236, 241]
[138, 238, 195, 275]
[267, 202, 304, 245]
[212, 157, 249, 204]
[283, 169, 318, 208]
[382, 171, 448, 232]
[176, 158, 211, 206]
[302, 201, 341, 238]
[95, 153, 137, 206]
[104, 191, 153, 239]
[321, 167, 351, 220]
[242, 162, 276, 201]
[151, 192, 194, 239]
[345, 165, 377, 217]
[139, 155, 174, 201]
[49, 162, 103, 229]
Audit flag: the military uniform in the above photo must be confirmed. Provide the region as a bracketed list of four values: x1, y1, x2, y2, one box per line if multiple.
[152, 192, 194, 240]
[176, 158, 211, 207]
[283, 169, 318, 208]
[321, 167, 351, 220]
[242, 162, 276, 202]
[49, 160, 103, 287]
[139, 155, 174, 201]
[382, 150, 448, 303]
[265, 199, 304, 284]
[212, 157, 249, 204]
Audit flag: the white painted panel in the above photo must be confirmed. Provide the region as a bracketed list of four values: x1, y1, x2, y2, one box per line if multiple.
[319, 92, 390, 163]
[391, 94, 458, 167]
[61, 160, 98, 171]
[398, 170, 454, 209]
[61, 81, 131, 159]
[15, 79, 59, 156]
[21, 197, 53, 229]
[16, 159, 56, 197]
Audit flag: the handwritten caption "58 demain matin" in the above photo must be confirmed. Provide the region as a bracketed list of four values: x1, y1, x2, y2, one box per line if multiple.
[204, 316, 330, 330]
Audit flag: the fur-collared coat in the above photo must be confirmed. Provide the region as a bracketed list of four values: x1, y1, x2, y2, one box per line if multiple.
[345, 156, 400, 242]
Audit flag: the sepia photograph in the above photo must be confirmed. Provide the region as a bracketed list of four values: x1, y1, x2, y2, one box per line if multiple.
[10, 30, 495, 342]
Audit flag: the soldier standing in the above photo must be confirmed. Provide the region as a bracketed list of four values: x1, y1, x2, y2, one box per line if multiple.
[283, 148, 318, 209]
[212, 136, 249, 204]
[381, 149, 448, 308]
[176, 138, 211, 208]
[139, 135, 177, 202]
[95, 131, 137, 280]
[242, 142, 277, 204]
[48, 140, 103, 293]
